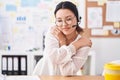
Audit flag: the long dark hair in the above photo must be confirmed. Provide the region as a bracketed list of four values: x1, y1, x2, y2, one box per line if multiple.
[54, 1, 83, 33]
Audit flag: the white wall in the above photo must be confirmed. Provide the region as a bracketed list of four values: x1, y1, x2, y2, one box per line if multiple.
[91, 38, 120, 75]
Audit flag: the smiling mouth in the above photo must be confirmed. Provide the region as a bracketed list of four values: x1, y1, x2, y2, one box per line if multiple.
[63, 28, 70, 30]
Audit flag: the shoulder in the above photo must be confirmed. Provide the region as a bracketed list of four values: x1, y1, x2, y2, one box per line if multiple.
[46, 26, 56, 34]
[45, 26, 57, 40]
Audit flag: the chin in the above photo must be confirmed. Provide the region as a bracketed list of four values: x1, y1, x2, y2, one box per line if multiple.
[63, 32, 71, 35]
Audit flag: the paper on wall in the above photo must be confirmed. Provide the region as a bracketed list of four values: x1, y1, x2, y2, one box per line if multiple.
[106, 1, 120, 22]
[87, 7, 102, 28]
[91, 29, 109, 36]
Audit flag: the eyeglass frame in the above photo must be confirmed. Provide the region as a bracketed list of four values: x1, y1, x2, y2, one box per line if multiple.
[55, 16, 76, 27]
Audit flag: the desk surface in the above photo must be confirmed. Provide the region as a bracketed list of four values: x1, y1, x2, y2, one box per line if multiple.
[40, 76, 104, 80]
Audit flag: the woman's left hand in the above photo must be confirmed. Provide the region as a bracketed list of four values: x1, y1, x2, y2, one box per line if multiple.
[72, 37, 92, 50]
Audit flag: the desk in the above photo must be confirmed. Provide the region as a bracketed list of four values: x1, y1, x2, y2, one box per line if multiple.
[40, 76, 104, 80]
[2, 75, 104, 80]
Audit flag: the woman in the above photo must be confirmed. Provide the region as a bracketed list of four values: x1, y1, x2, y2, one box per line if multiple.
[33, 1, 92, 76]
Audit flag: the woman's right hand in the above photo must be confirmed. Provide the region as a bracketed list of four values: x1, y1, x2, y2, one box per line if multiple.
[72, 37, 92, 50]
[51, 26, 67, 46]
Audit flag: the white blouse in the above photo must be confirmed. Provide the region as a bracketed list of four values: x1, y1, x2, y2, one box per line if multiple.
[32, 27, 90, 76]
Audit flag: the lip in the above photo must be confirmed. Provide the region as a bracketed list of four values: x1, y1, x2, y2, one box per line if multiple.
[62, 27, 70, 30]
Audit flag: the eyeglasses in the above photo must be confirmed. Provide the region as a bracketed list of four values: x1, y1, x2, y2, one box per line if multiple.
[55, 16, 75, 27]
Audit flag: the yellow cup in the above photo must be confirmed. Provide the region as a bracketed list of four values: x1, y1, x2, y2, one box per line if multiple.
[104, 61, 120, 80]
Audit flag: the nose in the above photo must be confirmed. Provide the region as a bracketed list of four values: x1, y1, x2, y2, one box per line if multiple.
[62, 20, 67, 26]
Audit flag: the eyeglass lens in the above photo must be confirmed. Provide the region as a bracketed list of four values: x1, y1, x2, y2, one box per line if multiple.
[55, 17, 75, 27]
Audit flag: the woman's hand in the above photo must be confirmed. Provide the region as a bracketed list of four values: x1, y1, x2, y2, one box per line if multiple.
[72, 37, 92, 50]
[51, 26, 66, 46]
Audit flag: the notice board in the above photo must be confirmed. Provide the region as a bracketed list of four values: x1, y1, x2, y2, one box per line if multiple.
[82, 0, 120, 38]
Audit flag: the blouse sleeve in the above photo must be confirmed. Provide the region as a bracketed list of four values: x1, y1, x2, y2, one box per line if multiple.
[44, 29, 90, 76]
[44, 30, 76, 64]
[59, 46, 90, 76]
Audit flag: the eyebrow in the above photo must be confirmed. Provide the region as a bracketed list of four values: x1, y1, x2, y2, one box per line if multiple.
[56, 15, 74, 19]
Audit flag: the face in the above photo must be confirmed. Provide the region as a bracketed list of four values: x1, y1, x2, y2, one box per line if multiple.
[55, 9, 77, 35]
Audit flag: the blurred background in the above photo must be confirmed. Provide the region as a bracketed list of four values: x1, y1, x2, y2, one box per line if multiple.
[0, 0, 120, 76]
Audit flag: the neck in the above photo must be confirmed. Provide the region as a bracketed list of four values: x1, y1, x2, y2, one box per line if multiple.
[66, 31, 78, 44]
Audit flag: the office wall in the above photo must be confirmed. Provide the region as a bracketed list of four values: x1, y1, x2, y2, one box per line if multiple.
[85, 0, 120, 75]
[0, 0, 55, 50]
[91, 38, 120, 75]
[0, 0, 85, 51]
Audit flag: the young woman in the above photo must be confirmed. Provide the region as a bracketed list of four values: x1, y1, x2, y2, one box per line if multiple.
[33, 1, 92, 76]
